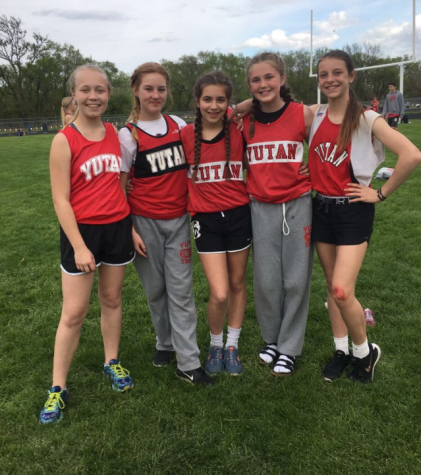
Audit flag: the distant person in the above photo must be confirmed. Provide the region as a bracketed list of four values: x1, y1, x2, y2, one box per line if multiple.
[382, 82, 405, 130]
[61, 96, 77, 127]
[17, 129, 24, 136]
[371, 97, 379, 112]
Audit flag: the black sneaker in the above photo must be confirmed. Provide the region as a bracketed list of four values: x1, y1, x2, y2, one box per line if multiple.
[153, 350, 175, 367]
[348, 343, 381, 383]
[176, 367, 215, 386]
[323, 350, 352, 382]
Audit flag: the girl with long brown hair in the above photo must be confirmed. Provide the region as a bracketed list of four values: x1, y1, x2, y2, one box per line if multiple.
[309, 50, 421, 383]
[180, 71, 251, 376]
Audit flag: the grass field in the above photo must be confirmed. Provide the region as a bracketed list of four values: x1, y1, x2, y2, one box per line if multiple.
[1, 123, 421, 475]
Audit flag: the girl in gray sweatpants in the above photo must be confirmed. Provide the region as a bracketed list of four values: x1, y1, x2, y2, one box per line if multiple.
[242, 51, 315, 376]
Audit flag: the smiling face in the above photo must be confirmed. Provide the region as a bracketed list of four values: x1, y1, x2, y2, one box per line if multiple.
[133, 73, 168, 120]
[197, 84, 228, 128]
[72, 69, 110, 119]
[317, 57, 355, 100]
[247, 61, 286, 112]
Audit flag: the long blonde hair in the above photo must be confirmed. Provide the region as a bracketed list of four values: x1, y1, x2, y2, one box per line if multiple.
[127, 62, 171, 142]
[67, 64, 112, 125]
[61, 97, 76, 128]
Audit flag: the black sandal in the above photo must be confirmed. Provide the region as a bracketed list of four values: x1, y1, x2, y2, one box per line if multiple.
[258, 344, 280, 366]
[270, 354, 296, 377]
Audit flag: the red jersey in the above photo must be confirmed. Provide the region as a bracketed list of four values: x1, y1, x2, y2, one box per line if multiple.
[308, 106, 384, 195]
[308, 113, 353, 196]
[180, 123, 249, 215]
[125, 116, 188, 219]
[243, 102, 311, 203]
[60, 123, 129, 224]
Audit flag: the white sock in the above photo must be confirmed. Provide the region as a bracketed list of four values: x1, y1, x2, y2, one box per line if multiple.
[334, 336, 349, 355]
[210, 331, 223, 348]
[225, 326, 242, 349]
[352, 339, 370, 359]
[259, 343, 277, 364]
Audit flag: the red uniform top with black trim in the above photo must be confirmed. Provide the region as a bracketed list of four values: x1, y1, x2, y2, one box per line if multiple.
[60, 123, 130, 224]
[308, 113, 354, 197]
[125, 115, 188, 219]
[243, 102, 311, 203]
[180, 123, 249, 215]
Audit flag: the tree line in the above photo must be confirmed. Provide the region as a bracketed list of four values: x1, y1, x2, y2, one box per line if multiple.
[1, 15, 421, 119]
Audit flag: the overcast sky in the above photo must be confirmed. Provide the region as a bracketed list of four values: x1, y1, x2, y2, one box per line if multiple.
[2, 0, 420, 74]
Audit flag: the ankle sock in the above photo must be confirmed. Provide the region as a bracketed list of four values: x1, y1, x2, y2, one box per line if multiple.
[334, 335, 349, 355]
[352, 339, 369, 359]
[225, 326, 242, 349]
[210, 331, 224, 348]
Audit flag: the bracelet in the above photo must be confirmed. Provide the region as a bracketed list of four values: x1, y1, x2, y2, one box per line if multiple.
[377, 188, 387, 201]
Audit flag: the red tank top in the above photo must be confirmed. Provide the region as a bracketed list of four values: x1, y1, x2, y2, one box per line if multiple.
[243, 102, 311, 203]
[125, 115, 188, 219]
[180, 123, 249, 215]
[60, 123, 129, 224]
[308, 113, 354, 196]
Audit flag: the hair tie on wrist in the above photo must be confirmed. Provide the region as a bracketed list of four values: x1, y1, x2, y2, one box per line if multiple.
[377, 188, 387, 201]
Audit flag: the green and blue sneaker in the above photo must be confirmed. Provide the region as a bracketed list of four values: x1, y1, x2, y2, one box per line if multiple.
[223, 346, 243, 376]
[103, 359, 134, 392]
[39, 386, 69, 425]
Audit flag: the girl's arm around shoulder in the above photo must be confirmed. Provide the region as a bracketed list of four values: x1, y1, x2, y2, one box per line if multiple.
[50, 133, 96, 272]
[303, 105, 314, 144]
[372, 117, 421, 197]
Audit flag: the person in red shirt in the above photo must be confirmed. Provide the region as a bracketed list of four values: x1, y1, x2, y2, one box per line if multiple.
[239, 52, 314, 377]
[119, 63, 213, 386]
[309, 50, 421, 383]
[371, 97, 379, 113]
[39, 64, 135, 425]
[180, 71, 252, 376]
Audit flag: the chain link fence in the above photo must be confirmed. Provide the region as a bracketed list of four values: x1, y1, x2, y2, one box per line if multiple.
[0, 112, 196, 136]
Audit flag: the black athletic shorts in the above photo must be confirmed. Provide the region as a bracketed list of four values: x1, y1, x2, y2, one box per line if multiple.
[312, 194, 375, 246]
[60, 214, 135, 275]
[191, 204, 252, 254]
[387, 116, 399, 128]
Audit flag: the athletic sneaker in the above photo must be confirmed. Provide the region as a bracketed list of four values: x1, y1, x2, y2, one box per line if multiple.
[103, 359, 134, 392]
[176, 367, 215, 386]
[223, 346, 243, 376]
[348, 343, 381, 383]
[153, 350, 175, 367]
[39, 386, 69, 425]
[205, 346, 224, 375]
[323, 350, 352, 382]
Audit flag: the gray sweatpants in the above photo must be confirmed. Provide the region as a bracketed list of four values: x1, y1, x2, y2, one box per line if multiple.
[132, 213, 201, 372]
[251, 194, 313, 356]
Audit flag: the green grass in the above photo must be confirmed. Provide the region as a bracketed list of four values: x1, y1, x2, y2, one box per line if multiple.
[1, 124, 421, 475]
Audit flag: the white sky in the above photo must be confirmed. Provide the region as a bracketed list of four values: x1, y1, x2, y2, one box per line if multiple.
[1, 0, 420, 74]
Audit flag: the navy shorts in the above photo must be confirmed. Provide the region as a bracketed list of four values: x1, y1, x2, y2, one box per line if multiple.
[387, 116, 399, 128]
[60, 214, 135, 275]
[312, 194, 375, 246]
[191, 204, 252, 254]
